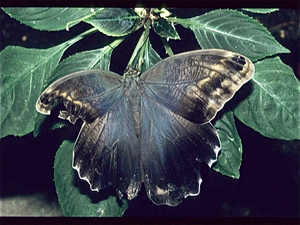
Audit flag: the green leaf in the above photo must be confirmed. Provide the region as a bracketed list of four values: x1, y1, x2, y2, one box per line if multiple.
[54, 139, 128, 217]
[177, 9, 290, 61]
[242, 8, 279, 14]
[1, 44, 69, 138]
[84, 8, 142, 37]
[213, 110, 243, 179]
[34, 40, 122, 136]
[2, 7, 101, 31]
[0, 28, 92, 138]
[45, 39, 123, 86]
[153, 18, 180, 40]
[233, 57, 300, 140]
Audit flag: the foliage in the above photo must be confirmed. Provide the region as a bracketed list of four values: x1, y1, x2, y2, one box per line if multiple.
[1, 7, 299, 216]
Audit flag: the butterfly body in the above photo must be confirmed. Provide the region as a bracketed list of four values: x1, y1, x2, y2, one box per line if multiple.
[123, 74, 144, 138]
[36, 49, 254, 206]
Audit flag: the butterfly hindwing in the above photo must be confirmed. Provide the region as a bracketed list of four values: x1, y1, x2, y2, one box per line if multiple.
[73, 96, 142, 200]
[141, 49, 254, 124]
[140, 94, 221, 206]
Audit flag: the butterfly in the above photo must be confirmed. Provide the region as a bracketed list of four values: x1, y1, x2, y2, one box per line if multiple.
[36, 49, 254, 206]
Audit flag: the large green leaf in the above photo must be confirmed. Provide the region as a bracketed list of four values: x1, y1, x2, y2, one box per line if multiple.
[1, 44, 67, 138]
[213, 110, 243, 179]
[233, 57, 300, 140]
[2, 7, 102, 31]
[0, 28, 91, 138]
[34, 39, 123, 136]
[44, 39, 123, 87]
[54, 139, 128, 217]
[84, 8, 142, 37]
[176, 9, 290, 61]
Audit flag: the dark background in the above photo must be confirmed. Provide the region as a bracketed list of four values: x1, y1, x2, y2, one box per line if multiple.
[0, 8, 299, 217]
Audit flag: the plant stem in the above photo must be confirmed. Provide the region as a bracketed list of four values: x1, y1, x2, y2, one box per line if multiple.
[138, 19, 151, 70]
[161, 37, 174, 56]
[127, 19, 151, 73]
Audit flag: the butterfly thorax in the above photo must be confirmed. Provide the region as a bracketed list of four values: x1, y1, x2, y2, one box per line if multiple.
[123, 74, 144, 98]
[123, 74, 144, 138]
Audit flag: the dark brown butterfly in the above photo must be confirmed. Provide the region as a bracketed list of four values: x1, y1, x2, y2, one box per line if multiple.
[36, 49, 254, 206]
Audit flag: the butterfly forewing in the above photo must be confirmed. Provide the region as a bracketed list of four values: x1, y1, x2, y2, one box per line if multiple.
[36, 70, 124, 124]
[141, 49, 254, 124]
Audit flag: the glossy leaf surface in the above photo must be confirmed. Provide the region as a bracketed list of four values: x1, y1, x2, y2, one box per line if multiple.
[3, 7, 100, 31]
[180, 9, 290, 60]
[1, 44, 68, 138]
[84, 8, 142, 36]
[234, 57, 300, 140]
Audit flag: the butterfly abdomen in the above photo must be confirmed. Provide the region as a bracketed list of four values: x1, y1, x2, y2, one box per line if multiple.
[123, 74, 144, 138]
